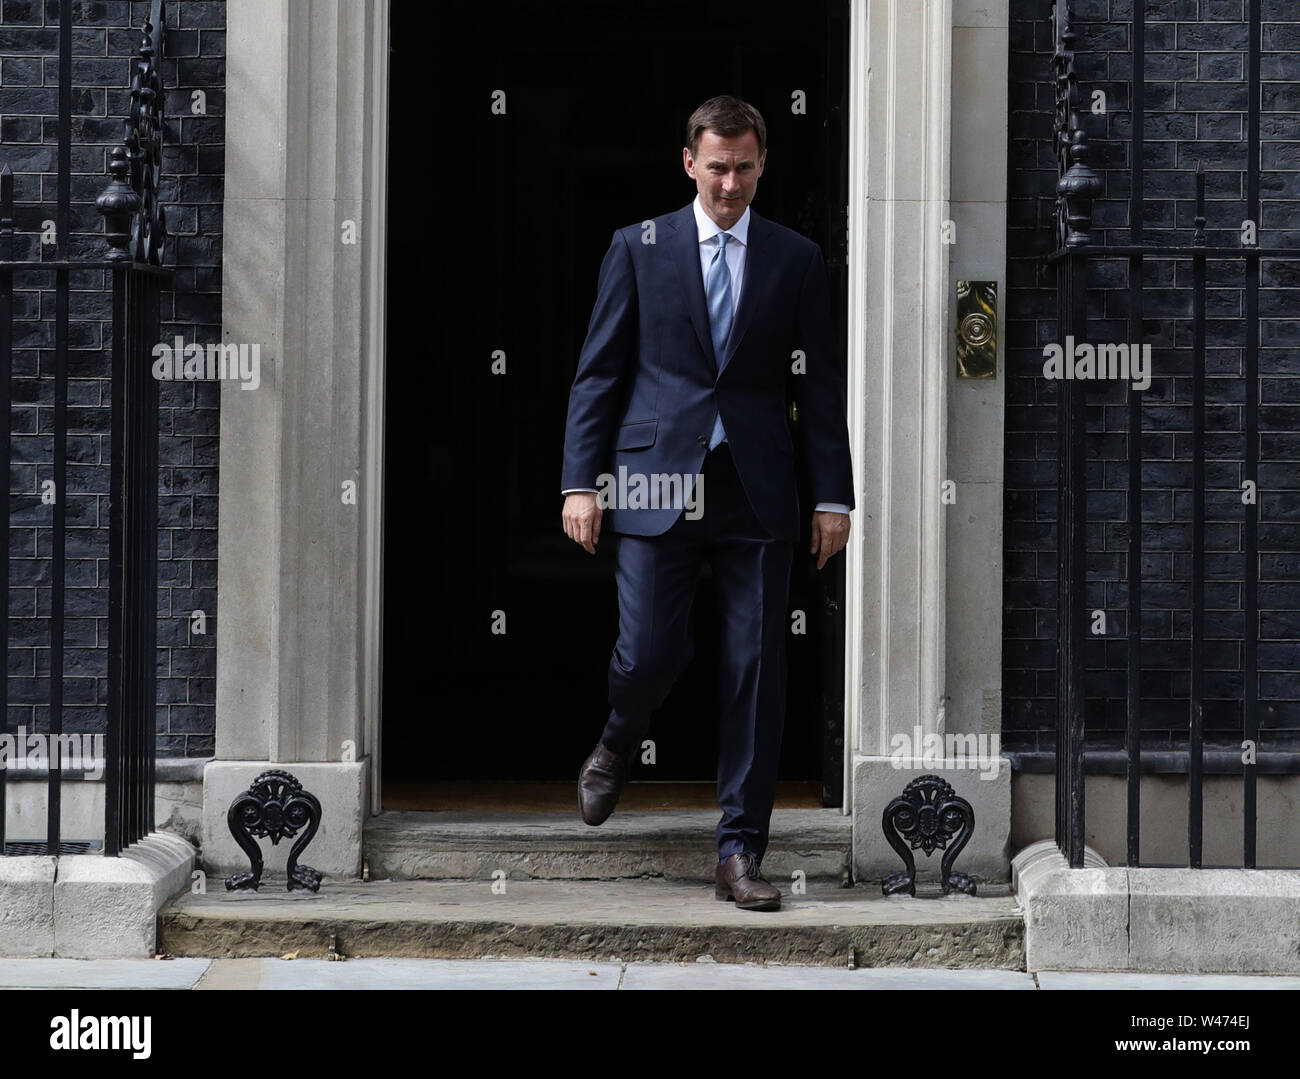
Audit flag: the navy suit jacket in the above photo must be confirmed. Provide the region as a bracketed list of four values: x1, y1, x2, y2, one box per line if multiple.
[561, 201, 854, 543]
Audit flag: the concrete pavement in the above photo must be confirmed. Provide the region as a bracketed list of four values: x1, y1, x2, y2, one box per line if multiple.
[2, 957, 1300, 990]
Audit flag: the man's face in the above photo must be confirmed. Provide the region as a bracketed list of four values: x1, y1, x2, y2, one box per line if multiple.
[683, 128, 765, 230]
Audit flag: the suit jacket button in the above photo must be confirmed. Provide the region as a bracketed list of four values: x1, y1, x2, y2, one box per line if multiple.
[697, 436, 708, 446]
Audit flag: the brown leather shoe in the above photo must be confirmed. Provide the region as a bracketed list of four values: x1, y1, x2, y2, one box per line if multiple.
[578, 741, 632, 825]
[715, 852, 782, 911]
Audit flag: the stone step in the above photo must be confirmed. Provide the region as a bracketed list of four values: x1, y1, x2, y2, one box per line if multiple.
[364, 808, 855, 882]
[159, 878, 1025, 968]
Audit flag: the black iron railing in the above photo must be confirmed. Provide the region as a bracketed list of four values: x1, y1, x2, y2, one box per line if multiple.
[1049, 1, 1294, 869]
[0, 0, 167, 857]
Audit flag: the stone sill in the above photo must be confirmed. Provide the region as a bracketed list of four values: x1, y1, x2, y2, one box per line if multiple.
[0, 757, 210, 783]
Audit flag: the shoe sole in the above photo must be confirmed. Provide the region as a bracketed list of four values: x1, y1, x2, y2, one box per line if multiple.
[715, 886, 780, 911]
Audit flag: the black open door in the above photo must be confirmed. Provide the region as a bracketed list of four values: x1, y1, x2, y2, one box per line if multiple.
[382, 0, 851, 804]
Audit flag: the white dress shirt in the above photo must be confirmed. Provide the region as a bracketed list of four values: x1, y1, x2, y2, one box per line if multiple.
[564, 195, 849, 517]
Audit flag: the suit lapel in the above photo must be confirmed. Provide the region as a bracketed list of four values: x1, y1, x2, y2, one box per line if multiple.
[718, 209, 769, 378]
[667, 203, 715, 366]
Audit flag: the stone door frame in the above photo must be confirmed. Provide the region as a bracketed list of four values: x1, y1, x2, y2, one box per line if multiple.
[212, 0, 1009, 880]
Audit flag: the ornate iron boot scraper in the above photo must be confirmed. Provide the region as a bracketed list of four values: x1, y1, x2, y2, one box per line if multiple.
[225, 770, 323, 892]
[881, 774, 975, 897]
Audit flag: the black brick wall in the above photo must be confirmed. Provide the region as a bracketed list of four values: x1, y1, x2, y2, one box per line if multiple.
[1004, 0, 1300, 753]
[0, 0, 224, 757]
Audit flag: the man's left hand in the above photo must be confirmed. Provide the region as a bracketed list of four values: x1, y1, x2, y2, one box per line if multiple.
[810, 511, 850, 570]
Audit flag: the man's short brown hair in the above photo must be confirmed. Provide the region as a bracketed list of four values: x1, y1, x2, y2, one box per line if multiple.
[685, 95, 767, 160]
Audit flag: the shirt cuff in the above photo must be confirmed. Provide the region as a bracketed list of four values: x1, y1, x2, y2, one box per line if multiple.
[562, 488, 599, 495]
[814, 502, 850, 515]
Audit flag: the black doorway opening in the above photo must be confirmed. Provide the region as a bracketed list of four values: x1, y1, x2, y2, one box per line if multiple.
[382, 0, 850, 805]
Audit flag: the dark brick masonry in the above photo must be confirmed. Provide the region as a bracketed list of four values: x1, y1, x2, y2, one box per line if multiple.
[0, 0, 223, 757]
[1004, 0, 1300, 755]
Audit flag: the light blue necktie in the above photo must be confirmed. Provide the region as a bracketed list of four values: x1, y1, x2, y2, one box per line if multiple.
[705, 232, 732, 450]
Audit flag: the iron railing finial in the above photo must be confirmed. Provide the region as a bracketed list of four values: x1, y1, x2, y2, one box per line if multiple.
[96, 147, 138, 262]
[96, 0, 167, 265]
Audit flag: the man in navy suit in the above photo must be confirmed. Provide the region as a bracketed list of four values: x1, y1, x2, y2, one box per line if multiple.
[560, 96, 854, 911]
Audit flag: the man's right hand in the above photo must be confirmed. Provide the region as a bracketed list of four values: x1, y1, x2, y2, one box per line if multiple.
[562, 492, 603, 554]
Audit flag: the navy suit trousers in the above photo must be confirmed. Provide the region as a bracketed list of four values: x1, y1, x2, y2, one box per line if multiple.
[600, 442, 793, 863]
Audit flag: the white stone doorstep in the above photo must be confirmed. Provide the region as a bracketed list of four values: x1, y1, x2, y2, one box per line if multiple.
[0, 833, 195, 959]
[1013, 838, 1300, 974]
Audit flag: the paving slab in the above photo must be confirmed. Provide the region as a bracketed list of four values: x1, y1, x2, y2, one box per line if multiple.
[1037, 970, 1300, 990]
[621, 963, 1035, 990]
[160, 878, 1024, 968]
[2, 957, 1298, 990]
[0, 958, 211, 990]
[195, 956, 622, 990]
